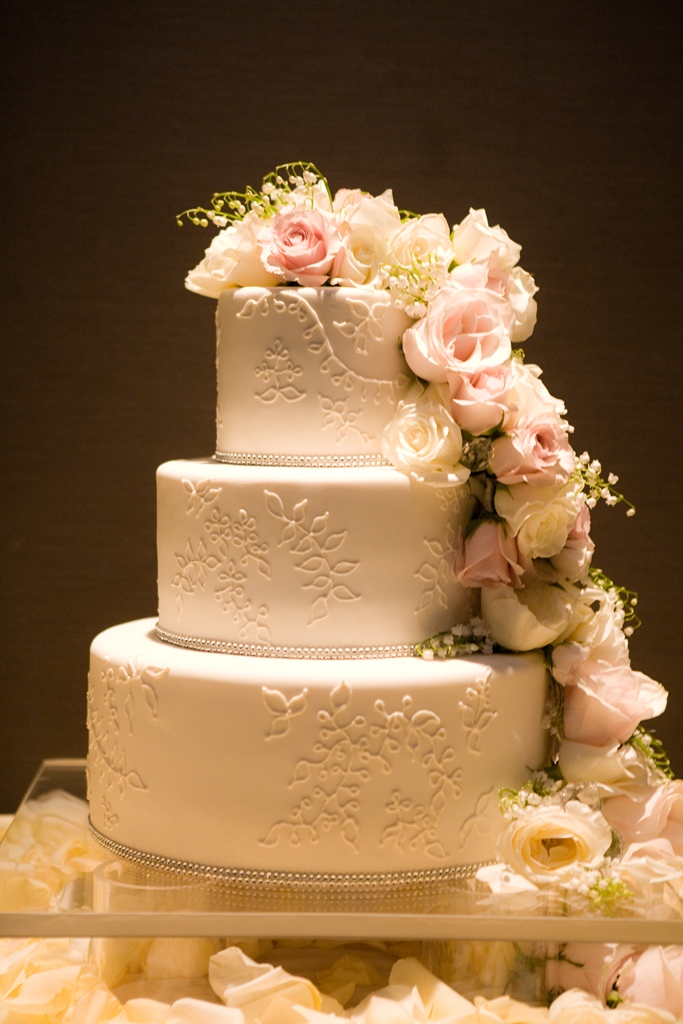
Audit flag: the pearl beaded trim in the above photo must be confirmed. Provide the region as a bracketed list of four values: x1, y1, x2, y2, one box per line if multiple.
[89, 820, 488, 893]
[215, 450, 390, 468]
[156, 625, 417, 660]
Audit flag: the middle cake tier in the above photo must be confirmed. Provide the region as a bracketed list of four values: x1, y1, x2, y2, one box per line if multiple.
[157, 459, 475, 654]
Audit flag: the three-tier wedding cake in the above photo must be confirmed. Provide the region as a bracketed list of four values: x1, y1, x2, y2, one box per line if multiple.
[87, 164, 668, 897]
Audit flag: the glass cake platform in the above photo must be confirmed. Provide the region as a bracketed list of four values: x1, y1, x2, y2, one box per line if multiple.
[1, 760, 682, 944]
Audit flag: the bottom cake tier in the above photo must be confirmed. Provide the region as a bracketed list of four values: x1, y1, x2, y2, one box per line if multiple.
[87, 618, 549, 887]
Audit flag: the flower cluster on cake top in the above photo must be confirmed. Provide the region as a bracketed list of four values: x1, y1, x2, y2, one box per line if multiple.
[182, 163, 678, 915]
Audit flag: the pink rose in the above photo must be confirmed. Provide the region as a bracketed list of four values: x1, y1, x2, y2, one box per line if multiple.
[602, 782, 683, 854]
[545, 942, 635, 1002]
[618, 945, 683, 1018]
[550, 505, 595, 582]
[617, 838, 683, 889]
[448, 364, 515, 435]
[402, 271, 512, 382]
[489, 412, 575, 486]
[562, 661, 668, 746]
[258, 208, 342, 286]
[454, 520, 528, 588]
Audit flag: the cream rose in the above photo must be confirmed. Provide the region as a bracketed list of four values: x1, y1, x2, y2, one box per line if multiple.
[550, 505, 595, 583]
[380, 397, 470, 487]
[448, 364, 515, 436]
[258, 208, 342, 286]
[185, 217, 281, 296]
[490, 412, 575, 487]
[481, 580, 574, 651]
[498, 800, 612, 887]
[331, 189, 401, 287]
[454, 520, 527, 589]
[495, 481, 581, 560]
[507, 360, 567, 426]
[402, 274, 513, 383]
[562, 661, 668, 746]
[389, 212, 453, 266]
[451, 208, 522, 270]
[558, 738, 647, 786]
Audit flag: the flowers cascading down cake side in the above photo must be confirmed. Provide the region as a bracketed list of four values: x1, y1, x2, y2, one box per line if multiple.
[86, 163, 676, 904]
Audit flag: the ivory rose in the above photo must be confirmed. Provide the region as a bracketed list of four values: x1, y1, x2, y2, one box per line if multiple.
[380, 396, 470, 487]
[454, 521, 527, 588]
[331, 189, 401, 287]
[481, 580, 574, 651]
[558, 738, 648, 786]
[389, 212, 453, 266]
[185, 217, 281, 296]
[553, 588, 629, 666]
[402, 269, 513, 382]
[547, 988, 674, 1022]
[258, 208, 342, 286]
[448, 364, 515, 435]
[550, 506, 595, 582]
[602, 782, 683, 853]
[507, 360, 567, 425]
[562, 661, 668, 746]
[490, 412, 575, 486]
[618, 945, 683, 1020]
[497, 800, 612, 887]
[494, 481, 582, 560]
[451, 208, 522, 270]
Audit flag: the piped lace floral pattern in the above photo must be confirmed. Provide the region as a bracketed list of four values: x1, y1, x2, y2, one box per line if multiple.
[414, 522, 458, 614]
[265, 491, 360, 625]
[87, 658, 168, 812]
[458, 669, 498, 753]
[260, 681, 462, 859]
[254, 339, 305, 403]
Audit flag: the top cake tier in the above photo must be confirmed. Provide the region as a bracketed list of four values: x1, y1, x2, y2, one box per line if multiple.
[216, 287, 413, 462]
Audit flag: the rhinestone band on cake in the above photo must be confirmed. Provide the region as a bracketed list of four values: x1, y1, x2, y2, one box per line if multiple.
[89, 820, 489, 893]
[215, 451, 391, 468]
[155, 624, 417, 660]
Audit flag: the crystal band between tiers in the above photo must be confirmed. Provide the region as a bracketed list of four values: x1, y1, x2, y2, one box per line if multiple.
[89, 820, 488, 893]
[155, 624, 417, 660]
[215, 450, 391, 468]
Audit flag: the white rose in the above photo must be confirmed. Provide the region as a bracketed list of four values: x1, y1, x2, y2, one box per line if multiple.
[451, 208, 522, 270]
[381, 392, 470, 487]
[498, 801, 612, 887]
[331, 190, 402, 288]
[554, 587, 629, 660]
[558, 738, 648, 786]
[506, 360, 567, 427]
[508, 266, 539, 342]
[481, 580, 574, 651]
[389, 212, 453, 266]
[185, 217, 280, 297]
[495, 482, 581, 560]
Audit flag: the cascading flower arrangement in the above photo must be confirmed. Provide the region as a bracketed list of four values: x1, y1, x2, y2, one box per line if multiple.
[182, 163, 679, 913]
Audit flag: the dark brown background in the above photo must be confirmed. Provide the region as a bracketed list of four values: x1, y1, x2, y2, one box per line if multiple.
[2, 1, 682, 810]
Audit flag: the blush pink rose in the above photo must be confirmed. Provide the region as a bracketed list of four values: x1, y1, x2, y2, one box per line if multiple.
[602, 782, 683, 854]
[447, 364, 515, 435]
[454, 520, 528, 588]
[402, 269, 513, 382]
[489, 412, 575, 486]
[550, 505, 595, 582]
[562, 661, 668, 746]
[258, 208, 342, 286]
[618, 945, 683, 1019]
[545, 942, 635, 1003]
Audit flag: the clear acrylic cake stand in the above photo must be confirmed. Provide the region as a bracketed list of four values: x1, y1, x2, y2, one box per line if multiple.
[1, 759, 682, 944]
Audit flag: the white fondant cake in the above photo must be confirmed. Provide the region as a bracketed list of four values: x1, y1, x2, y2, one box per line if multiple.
[88, 238, 551, 884]
[216, 288, 413, 461]
[88, 619, 548, 880]
[156, 458, 474, 653]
